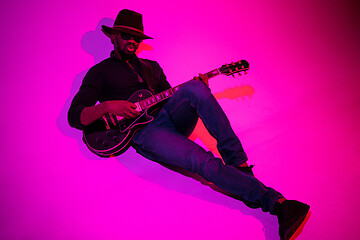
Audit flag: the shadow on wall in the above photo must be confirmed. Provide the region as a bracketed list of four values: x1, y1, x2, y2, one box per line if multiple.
[56, 18, 283, 240]
[57, 18, 115, 146]
[57, 17, 158, 159]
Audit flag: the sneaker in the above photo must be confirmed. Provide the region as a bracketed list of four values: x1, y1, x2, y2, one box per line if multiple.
[276, 200, 310, 240]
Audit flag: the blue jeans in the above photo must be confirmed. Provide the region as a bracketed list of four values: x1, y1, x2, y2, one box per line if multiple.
[132, 80, 283, 214]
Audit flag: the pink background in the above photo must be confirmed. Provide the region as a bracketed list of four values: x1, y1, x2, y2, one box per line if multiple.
[1, 1, 360, 239]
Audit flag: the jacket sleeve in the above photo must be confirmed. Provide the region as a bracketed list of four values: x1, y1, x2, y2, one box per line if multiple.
[68, 67, 102, 130]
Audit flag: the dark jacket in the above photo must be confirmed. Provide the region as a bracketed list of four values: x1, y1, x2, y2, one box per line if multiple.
[68, 53, 171, 130]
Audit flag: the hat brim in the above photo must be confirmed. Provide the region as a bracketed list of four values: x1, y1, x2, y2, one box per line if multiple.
[101, 25, 153, 39]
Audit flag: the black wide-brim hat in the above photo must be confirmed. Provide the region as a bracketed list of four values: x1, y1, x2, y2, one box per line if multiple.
[102, 9, 153, 39]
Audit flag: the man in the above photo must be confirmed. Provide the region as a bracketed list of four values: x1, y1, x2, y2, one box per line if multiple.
[68, 9, 310, 240]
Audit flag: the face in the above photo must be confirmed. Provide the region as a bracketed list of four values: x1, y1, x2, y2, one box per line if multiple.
[112, 32, 142, 60]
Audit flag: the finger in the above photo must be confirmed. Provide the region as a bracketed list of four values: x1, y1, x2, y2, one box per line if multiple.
[128, 102, 138, 109]
[199, 73, 208, 81]
[129, 109, 140, 116]
[123, 113, 131, 119]
[124, 111, 138, 119]
[126, 106, 140, 115]
[127, 113, 137, 118]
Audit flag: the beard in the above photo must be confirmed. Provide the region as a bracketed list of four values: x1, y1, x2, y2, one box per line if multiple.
[117, 43, 138, 60]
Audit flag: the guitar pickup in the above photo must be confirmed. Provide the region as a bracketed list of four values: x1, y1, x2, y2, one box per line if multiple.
[102, 115, 111, 130]
[135, 102, 142, 112]
[115, 102, 142, 123]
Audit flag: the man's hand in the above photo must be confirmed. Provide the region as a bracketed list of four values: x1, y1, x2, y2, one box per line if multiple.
[193, 73, 209, 87]
[104, 100, 141, 119]
[80, 100, 140, 126]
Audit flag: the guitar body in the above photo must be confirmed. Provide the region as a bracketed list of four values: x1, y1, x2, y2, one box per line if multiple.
[83, 89, 155, 157]
[82, 60, 250, 157]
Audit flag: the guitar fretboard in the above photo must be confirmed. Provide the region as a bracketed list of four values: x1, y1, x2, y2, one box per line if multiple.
[138, 69, 221, 109]
[139, 85, 182, 109]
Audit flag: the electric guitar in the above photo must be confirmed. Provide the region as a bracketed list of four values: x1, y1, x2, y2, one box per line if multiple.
[83, 60, 250, 157]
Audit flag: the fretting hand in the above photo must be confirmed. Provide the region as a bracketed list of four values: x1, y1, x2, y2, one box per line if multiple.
[193, 73, 209, 87]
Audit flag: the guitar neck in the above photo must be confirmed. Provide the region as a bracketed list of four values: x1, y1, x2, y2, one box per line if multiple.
[138, 68, 221, 110]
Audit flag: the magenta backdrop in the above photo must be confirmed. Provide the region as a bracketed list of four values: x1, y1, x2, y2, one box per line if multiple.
[1, 1, 360, 239]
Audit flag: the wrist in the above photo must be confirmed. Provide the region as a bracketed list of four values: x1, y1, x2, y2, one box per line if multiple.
[100, 101, 111, 115]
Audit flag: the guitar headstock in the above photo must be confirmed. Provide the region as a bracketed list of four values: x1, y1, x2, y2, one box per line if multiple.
[219, 60, 250, 76]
